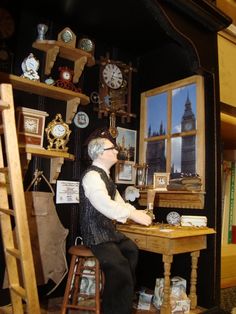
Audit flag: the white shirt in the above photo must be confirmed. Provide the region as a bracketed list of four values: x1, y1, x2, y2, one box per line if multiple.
[82, 161, 135, 223]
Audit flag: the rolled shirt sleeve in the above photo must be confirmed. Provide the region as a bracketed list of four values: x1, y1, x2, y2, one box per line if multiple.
[82, 170, 135, 223]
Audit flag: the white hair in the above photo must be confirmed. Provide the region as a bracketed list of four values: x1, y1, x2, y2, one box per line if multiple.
[88, 137, 107, 160]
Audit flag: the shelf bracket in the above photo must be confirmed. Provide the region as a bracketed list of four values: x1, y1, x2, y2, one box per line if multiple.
[73, 56, 88, 83]
[20, 152, 32, 177]
[66, 97, 81, 124]
[50, 157, 64, 183]
[45, 46, 60, 75]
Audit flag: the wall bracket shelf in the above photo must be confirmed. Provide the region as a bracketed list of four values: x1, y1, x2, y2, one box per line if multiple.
[32, 40, 95, 83]
[19, 147, 75, 183]
[0, 72, 90, 123]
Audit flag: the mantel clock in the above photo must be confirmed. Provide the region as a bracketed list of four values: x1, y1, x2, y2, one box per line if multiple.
[16, 107, 49, 148]
[45, 113, 71, 152]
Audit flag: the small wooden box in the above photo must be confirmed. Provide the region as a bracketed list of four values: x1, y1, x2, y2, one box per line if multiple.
[16, 107, 49, 148]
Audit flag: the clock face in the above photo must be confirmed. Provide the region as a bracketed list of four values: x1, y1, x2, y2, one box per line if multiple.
[61, 29, 73, 43]
[184, 122, 193, 131]
[61, 70, 72, 81]
[51, 124, 66, 138]
[22, 54, 39, 72]
[23, 117, 39, 134]
[102, 63, 123, 89]
[78, 38, 94, 52]
[166, 211, 181, 225]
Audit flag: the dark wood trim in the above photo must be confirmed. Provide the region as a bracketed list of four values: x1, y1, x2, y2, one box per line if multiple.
[164, 0, 232, 31]
[221, 102, 236, 117]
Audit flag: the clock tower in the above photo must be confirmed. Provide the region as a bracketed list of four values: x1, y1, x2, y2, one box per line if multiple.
[181, 94, 196, 174]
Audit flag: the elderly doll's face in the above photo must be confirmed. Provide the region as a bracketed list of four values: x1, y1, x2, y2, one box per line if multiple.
[100, 139, 118, 167]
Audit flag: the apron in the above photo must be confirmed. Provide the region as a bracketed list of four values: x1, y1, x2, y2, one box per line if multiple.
[3, 170, 69, 295]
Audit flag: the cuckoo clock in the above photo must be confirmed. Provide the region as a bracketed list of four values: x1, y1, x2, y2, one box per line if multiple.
[91, 54, 136, 138]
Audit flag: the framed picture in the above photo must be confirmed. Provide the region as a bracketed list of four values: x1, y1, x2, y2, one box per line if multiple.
[116, 127, 137, 162]
[153, 172, 170, 190]
[115, 161, 136, 184]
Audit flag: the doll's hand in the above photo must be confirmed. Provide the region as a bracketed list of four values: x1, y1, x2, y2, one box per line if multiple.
[129, 210, 152, 226]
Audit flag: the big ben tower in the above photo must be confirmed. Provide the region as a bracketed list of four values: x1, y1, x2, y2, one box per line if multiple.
[181, 93, 196, 174]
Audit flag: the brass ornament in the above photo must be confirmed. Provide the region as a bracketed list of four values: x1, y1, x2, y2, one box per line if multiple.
[45, 113, 71, 151]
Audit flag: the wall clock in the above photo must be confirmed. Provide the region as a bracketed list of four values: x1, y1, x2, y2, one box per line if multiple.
[102, 63, 123, 89]
[92, 54, 136, 138]
[45, 113, 71, 151]
[16, 107, 49, 148]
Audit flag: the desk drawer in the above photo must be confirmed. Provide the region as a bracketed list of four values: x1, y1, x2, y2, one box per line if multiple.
[122, 232, 147, 250]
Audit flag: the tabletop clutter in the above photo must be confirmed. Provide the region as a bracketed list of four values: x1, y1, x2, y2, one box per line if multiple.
[135, 276, 191, 313]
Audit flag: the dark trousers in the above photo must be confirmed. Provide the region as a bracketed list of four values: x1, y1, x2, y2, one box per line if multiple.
[91, 237, 139, 314]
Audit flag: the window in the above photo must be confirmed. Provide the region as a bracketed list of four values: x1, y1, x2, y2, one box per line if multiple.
[139, 75, 205, 191]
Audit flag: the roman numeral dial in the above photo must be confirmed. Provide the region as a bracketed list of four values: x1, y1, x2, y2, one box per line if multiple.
[102, 63, 123, 89]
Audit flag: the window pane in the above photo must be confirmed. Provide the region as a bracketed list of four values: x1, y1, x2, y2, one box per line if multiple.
[146, 92, 167, 138]
[171, 137, 182, 176]
[181, 134, 196, 175]
[172, 83, 197, 134]
[171, 135, 197, 178]
[146, 139, 167, 185]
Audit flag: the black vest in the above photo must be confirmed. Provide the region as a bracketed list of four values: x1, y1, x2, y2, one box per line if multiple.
[79, 165, 125, 246]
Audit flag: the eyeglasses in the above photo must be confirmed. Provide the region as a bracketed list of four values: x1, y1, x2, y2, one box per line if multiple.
[103, 146, 119, 151]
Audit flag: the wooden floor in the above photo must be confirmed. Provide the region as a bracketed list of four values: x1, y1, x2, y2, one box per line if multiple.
[0, 298, 206, 314]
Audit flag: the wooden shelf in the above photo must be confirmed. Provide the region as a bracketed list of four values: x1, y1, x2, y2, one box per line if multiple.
[32, 40, 95, 83]
[0, 72, 90, 123]
[19, 146, 75, 183]
[138, 190, 205, 209]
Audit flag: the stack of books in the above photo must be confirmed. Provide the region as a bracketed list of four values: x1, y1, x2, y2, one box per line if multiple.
[167, 176, 202, 191]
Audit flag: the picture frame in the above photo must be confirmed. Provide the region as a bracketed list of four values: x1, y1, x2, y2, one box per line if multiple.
[115, 161, 136, 184]
[116, 127, 137, 162]
[153, 172, 170, 191]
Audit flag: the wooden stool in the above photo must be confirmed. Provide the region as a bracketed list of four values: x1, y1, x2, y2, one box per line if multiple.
[61, 245, 103, 314]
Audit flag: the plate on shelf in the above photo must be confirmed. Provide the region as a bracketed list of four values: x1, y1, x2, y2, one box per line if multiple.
[73, 111, 89, 128]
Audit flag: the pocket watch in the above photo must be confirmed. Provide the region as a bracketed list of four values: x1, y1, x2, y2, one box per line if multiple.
[102, 63, 123, 89]
[45, 113, 71, 151]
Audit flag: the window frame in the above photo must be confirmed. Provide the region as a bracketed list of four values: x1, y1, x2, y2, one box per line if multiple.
[139, 75, 205, 192]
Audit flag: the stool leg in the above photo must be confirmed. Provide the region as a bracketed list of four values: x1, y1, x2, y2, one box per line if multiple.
[72, 257, 84, 304]
[61, 254, 77, 314]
